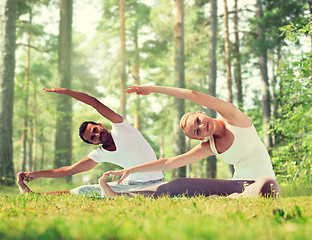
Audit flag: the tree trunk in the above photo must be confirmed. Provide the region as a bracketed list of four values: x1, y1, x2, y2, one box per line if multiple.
[119, 0, 127, 117]
[33, 81, 38, 171]
[174, 0, 186, 178]
[256, 0, 272, 149]
[271, 47, 280, 147]
[206, 0, 218, 179]
[0, 0, 16, 185]
[309, 1, 312, 51]
[276, 46, 285, 146]
[234, 0, 243, 110]
[133, 1, 140, 130]
[28, 116, 33, 171]
[223, 0, 232, 103]
[186, 137, 191, 177]
[55, 0, 73, 182]
[40, 132, 45, 171]
[21, 14, 32, 171]
[159, 136, 164, 159]
[223, 0, 235, 176]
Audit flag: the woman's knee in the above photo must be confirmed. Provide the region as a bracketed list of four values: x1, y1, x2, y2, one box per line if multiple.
[259, 178, 280, 198]
[155, 178, 191, 196]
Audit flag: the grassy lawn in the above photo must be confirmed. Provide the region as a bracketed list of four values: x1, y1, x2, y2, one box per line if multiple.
[1, 181, 312, 240]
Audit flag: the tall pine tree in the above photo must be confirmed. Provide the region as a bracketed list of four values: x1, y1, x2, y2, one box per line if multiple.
[0, 0, 16, 185]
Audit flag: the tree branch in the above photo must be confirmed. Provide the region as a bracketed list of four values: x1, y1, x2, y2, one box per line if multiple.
[16, 43, 53, 53]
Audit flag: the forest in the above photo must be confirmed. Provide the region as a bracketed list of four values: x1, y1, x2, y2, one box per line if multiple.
[0, 0, 311, 186]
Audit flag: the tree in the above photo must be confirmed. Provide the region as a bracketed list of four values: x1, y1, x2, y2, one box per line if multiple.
[0, 0, 16, 185]
[20, 3, 33, 172]
[255, 0, 272, 149]
[206, 0, 218, 179]
[223, 0, 233, 104]
[133, 3, 140, 130]
[15, 0, 56, 173]
[54, 0, 73, 181]
[173, 0, 186, 178]
[119, 0, 127, 117]
[233, 0, 243, 110]
[309, 1, 312, 49]
[223, 0, 235, 176]
[247, 0, 305, 149]
[127, 0, 150, 131]
[268, 1, 312, 181]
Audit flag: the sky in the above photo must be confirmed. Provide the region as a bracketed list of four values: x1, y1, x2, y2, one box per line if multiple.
[73, 0, 102, 41]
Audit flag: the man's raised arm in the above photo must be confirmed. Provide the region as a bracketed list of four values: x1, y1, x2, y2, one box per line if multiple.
[43, 87, 123, 123]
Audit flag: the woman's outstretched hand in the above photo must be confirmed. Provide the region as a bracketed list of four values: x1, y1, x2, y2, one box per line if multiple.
[43, 87, 68, 94]
[104, 169, 130, 184]
[98, 172, 110, 185]
[18, 171, 39, 182]
[125, 86, 152, 95]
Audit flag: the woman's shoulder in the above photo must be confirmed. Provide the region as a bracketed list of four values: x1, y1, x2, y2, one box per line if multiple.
[222, 109, 252, 128]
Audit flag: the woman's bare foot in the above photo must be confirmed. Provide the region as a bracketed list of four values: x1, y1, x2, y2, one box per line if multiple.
[226, 177, 280, 199]
[17, 172, 32, 194]
[226, 192, 241, 199]
[98, 174, 118, 198]
[241, 177, 280, 198]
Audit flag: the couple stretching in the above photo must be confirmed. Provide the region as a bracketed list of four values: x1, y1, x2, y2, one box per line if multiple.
[18, 86, 280, 198]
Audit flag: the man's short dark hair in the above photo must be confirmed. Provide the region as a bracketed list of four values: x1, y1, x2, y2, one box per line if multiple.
[79, 121, 98, 144]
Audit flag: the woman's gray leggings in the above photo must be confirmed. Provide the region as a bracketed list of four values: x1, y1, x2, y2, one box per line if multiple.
[129, 177, 280, 198]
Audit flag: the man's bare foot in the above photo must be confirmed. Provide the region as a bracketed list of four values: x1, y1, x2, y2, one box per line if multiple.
[98, 174, 118, 198]
[17, 172, 32, 194]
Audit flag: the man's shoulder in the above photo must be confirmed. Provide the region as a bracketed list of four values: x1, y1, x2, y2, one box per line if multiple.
[88, 146, 103, 156]
[112, 119, 137, 132]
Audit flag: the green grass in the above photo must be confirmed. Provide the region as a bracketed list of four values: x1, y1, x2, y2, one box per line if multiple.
[1, 182, 312, 240]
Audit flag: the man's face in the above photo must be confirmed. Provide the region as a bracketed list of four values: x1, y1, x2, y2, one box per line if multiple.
[82, 123, 110, 145]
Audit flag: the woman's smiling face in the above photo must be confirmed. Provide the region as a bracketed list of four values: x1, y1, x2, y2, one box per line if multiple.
[181, 112, 215, 140]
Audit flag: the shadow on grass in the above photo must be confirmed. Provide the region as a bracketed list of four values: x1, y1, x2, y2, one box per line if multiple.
[2, 179, 312, 197]
[0, 178, 81, 196]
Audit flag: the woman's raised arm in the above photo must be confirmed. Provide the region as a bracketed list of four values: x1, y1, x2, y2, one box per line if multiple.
[126, 85, 251, 127]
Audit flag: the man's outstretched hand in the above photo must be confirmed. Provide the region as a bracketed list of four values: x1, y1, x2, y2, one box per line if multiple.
[43, 87, 68, 94]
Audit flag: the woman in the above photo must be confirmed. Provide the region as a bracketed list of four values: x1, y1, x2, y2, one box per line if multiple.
[100, 85, 280, 198]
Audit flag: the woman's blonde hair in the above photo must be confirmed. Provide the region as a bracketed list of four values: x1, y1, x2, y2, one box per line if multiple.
[180, 112, 197, 138]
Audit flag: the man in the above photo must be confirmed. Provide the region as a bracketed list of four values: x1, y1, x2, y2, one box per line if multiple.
[18, 87, 164, 196]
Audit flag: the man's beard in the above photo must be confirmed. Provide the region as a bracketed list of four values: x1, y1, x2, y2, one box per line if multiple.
[100, 130, 111, 145]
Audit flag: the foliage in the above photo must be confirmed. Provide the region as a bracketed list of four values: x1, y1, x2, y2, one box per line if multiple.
[0, 178, 16, 186]
[271, 22, 312, 182]
[247, 0, 306, 57]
